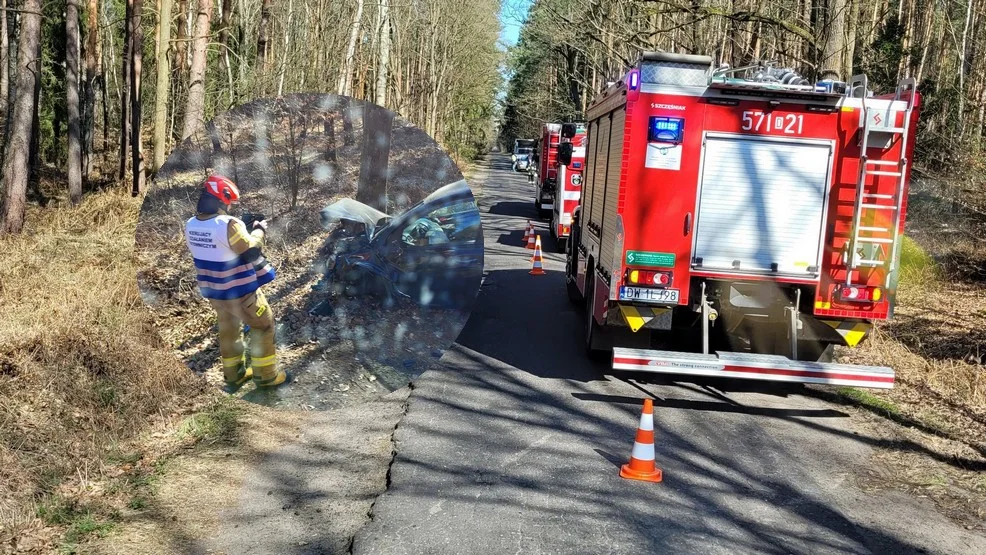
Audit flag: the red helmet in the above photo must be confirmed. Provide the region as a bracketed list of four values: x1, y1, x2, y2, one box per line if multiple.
[203, 174, 240, 205]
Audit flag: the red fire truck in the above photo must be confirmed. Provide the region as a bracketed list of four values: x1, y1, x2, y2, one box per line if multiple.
[563, 52, 920, 389]
[547, 123, 588, 252]
[534, 123, 561, 216]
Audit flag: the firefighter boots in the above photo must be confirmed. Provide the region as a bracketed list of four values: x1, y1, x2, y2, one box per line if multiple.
[209, 289, 285, 390]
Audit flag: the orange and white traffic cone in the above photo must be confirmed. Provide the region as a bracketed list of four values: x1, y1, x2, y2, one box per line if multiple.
[522, 220, 533, 246]
[620, 398, 663, 483]
[525, 225, 537, 249]
[529, 235, 546, 275]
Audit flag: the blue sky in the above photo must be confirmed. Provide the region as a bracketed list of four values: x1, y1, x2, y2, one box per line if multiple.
[498, 0, 532, 49]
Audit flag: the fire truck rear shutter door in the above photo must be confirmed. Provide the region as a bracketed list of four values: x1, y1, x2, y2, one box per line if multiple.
[692, 135, 833, 277]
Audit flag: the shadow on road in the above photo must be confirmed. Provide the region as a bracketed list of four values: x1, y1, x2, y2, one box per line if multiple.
[488, 200, 533, 217]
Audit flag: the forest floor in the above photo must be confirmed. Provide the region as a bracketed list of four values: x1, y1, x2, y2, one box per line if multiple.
[814, 174, 986, 530]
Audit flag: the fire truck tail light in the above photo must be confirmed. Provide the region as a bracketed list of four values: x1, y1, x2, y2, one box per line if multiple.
[626, 269, 673, 287]
[628, 70, 639, 90]
[839, 286, 882, 302]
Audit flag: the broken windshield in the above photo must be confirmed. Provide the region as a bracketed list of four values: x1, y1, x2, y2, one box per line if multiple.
[319, 198, 391, 240]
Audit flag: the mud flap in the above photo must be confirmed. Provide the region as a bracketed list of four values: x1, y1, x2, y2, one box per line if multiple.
[616, 305, 673, 332]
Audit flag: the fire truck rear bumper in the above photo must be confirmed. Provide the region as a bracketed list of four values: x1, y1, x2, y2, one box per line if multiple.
[611, 348, 894, 389]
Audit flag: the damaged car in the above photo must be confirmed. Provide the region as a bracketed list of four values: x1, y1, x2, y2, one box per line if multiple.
[317, 180, 483, 309]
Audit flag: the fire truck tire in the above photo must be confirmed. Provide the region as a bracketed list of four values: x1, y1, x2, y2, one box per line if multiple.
[565, 222, 585, 305]
[550, 215, 567, 253]
[567, 278, 581, 304]
[583, 272, 608, 359]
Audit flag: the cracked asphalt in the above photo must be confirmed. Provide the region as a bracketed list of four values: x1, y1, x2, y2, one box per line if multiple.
[351, 154, 986, 555]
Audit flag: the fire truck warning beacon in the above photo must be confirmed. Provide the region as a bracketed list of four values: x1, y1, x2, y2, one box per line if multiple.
[562, 52, 920, 389]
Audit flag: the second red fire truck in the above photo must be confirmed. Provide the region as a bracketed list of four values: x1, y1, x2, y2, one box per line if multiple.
[534, 122, 588, 252]
[563, 52, 920, 389]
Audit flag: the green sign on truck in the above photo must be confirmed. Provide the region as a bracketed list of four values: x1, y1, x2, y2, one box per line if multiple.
[625, 250, 675, 267]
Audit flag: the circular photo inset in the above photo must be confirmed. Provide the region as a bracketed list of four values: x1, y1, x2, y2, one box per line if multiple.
[136, 94, 483, 410]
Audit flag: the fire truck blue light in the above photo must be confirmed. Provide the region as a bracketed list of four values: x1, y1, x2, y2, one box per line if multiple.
[648, 117, 684, 142]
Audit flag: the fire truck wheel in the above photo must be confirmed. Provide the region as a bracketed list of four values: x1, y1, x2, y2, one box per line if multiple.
[583, 274, 608, 359]
[567, 279, 581, 304]
[565, 228, 583, 304]
[550, 216, 565, 253]
[566, 260, 582, 304]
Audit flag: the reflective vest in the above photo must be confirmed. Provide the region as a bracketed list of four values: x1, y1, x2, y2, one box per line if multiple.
[184, 215, 275, 300]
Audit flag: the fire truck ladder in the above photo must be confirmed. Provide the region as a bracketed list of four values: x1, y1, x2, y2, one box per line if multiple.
[844, 75, 917, 289]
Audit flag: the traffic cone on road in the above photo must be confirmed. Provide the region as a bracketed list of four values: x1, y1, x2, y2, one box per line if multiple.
[619, 398, 663, 483]
[522, 221, 534, 246]
[525, 225, 537, 249]
[529, 236, 546, 275]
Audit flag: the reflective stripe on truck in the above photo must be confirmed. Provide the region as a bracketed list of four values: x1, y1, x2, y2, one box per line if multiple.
[612, 349, 895, 389]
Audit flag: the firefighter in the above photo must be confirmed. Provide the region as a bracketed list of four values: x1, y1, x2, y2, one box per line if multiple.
[183, 174, 288, 391]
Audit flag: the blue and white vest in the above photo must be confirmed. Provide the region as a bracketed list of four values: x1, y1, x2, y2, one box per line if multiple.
[184, 215, 276, 300]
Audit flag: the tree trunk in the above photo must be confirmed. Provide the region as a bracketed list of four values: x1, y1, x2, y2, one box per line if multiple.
[257, 0, 273, 73]
[0, 0, 40, 234]
[131, 0, 145, 195]
[218, 0, 232, 72]
[119, 0, 133, 181]
[0, 0, 8, 112]
[338, 0, 364, 96]
[28, 24, 40, 186]
[323, 116, 336, 163]
[181, 0, 211, 141]
[357, 104, 392, 212]
[153, 0, 172, 171]
[374, 0, 391, 107]
[277, 0, 293, 97]
[174, 0, 188, 74]
[843, 0, 858, 77]
[67, 0, 83, 204]
[819, 0, 848, 79]
[83, 0, 100, 179]
[217, 0, 234, 105]
[958, 0, 973, 137]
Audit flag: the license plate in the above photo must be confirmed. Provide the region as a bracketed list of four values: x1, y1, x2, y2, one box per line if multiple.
[619, 286, 680, 305]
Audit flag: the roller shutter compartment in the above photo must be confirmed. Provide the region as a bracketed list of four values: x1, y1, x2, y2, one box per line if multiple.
[692, 134, 833, 277]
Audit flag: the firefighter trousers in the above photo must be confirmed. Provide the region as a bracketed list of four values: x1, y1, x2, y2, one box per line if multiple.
[208, 289, 277, 383]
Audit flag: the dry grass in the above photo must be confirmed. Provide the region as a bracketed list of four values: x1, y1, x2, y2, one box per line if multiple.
[824, 178, 986, 528]
[0, 188, 209, 550]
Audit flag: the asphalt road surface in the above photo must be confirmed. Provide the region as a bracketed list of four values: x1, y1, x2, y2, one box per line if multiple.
[352, 154, 985, 555]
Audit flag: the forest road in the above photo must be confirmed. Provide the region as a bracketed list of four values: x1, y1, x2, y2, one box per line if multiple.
[349, 154, 986, 555]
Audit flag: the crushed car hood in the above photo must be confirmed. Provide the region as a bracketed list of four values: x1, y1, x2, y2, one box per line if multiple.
[319, 198, 390, 239]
